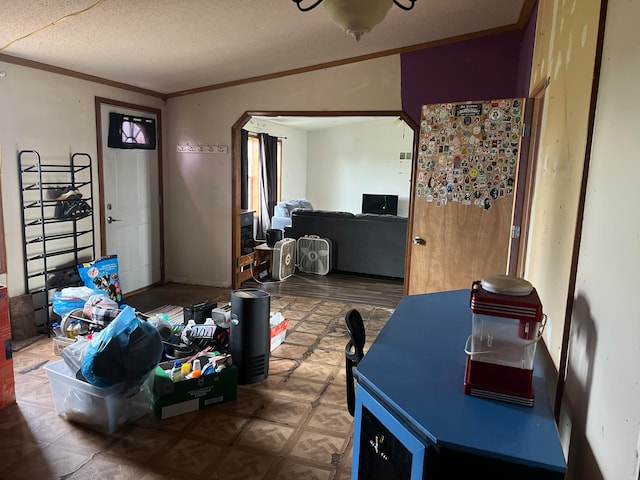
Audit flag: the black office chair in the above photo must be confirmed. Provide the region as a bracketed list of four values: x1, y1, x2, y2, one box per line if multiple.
[345, 308, 366, 417]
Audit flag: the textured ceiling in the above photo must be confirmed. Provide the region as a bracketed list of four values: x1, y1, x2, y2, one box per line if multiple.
[0, 0, 528, 96]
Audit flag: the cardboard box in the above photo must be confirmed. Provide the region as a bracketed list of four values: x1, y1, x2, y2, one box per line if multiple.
[0, 286, 16, 409]
[270, 317, 289, 352]
[53, 336, 75, 356]
[151, 362, 237, 419]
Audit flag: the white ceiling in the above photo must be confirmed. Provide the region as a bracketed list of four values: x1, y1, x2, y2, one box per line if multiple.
[0, 0, 528, 96]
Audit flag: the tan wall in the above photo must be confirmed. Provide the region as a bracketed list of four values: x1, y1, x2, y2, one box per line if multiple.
[527, 0, 602, 367]
[164, 56, 402, 286]
[0, 62, 164, 298]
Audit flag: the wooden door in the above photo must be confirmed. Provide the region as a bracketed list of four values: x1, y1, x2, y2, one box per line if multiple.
[407, 98, 526, 294]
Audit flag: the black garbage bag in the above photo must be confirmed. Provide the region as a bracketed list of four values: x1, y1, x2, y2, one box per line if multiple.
[81, 305, 163, 387]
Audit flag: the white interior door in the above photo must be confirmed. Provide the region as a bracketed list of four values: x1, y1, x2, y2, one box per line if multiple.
[100, 104, 161, 294]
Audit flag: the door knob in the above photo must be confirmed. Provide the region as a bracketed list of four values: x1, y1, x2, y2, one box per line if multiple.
[106, 216, 122, 224]
[413, 236, 426, 245]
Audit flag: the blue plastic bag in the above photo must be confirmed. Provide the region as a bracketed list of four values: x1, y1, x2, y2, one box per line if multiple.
[52, 291, 86, 316]
[81, 306, 163, 387]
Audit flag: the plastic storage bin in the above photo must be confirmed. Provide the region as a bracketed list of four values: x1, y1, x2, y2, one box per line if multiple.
[45, 359, 152, 434]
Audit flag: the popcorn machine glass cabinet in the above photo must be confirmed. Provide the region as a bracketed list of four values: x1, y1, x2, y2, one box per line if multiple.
[464, 275, 545, 406]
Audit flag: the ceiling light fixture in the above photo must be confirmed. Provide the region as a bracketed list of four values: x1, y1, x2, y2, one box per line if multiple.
[293, 0, 416, 41]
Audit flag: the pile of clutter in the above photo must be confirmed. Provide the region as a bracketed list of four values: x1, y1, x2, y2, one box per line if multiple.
[46, 258, 291, 428]
[146, 301, 234, 383]
[47, 256, 162, 391]
[46, 301, 165, 434]
[149, 301, 231, 363]
[45, 255, 240, 430]
[162, 350, 233, 383]
[50, 257, 234, 384]
[51, 255, 123, 340]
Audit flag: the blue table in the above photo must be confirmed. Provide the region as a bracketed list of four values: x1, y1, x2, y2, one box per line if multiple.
[352, 289, 566, 478]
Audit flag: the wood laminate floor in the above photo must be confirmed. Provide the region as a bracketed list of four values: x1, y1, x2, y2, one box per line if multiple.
[241, 271, 404, 310]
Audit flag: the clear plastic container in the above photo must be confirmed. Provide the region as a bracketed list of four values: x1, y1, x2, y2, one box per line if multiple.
[45, 359, 152, 434]
[470, 313, 539, 369]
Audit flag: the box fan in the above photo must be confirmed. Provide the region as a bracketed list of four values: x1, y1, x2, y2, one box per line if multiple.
[297, 235, 331, 275]
[273, 238, 297, 281]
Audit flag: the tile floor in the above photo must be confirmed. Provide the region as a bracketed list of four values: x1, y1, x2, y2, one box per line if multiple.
[1, 293, 393, 479]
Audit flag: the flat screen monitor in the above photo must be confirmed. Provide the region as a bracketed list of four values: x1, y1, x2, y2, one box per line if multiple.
[362, 194, 398, 216]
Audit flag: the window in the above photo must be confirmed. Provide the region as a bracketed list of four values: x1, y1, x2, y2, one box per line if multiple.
[107, 112, 157, 150]
[246, 133, 282, 213]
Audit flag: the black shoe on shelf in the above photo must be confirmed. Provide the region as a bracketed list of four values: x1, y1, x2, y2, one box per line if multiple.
[48, 268, 81, 287]
[55, 199, 92, 220]
[48, 186, 83, 201]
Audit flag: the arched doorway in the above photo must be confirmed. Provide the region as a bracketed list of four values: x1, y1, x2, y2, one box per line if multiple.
[230, 110, 418, 289]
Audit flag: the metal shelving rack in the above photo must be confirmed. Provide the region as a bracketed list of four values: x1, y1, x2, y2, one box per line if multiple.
[18, 150, 96, 333]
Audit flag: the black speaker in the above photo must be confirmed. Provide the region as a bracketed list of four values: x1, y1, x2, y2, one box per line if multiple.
[230, 289, 270, 384]
[240, 210, 254, 254]
[266, 228, 282, 247]
[240, 225, 253, 254]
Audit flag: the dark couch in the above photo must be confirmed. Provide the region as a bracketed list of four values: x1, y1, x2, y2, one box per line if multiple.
[284, 209, 408, 278]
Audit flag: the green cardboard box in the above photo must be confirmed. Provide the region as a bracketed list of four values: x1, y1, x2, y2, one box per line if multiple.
[151, 362, 237, 419]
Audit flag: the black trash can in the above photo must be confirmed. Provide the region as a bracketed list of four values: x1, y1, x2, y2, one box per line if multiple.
[230, 289, 271, 385]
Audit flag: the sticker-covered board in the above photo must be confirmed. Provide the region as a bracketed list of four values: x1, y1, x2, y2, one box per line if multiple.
[416, 99, 524, 211]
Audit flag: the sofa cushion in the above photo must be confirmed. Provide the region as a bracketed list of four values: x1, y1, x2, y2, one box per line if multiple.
[292, 209, 355, 219]
[355, 213, 407, 223]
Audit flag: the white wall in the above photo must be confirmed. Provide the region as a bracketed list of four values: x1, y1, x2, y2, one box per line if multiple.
[245, 116, 413, 216]
[164, 55, 402, 287]
[0, 62, 164, 298]
[559, 1, 640, 478]
[306, 117, 413, 215]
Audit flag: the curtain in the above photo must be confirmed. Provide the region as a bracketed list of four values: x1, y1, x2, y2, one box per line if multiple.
[257, 133, 278, 239]
[240, 129, 249, 210]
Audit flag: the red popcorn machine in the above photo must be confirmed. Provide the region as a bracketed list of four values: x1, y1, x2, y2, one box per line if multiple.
[464, 275, 546, 406]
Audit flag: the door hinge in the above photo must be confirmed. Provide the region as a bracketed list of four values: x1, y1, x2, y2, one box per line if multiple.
[511, 225, 521, 239]
[522, 123, 531, 137]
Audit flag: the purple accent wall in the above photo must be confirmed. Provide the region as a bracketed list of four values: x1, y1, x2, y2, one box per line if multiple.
[517, 2, 538, 96]
[401, 29, 534, 125]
